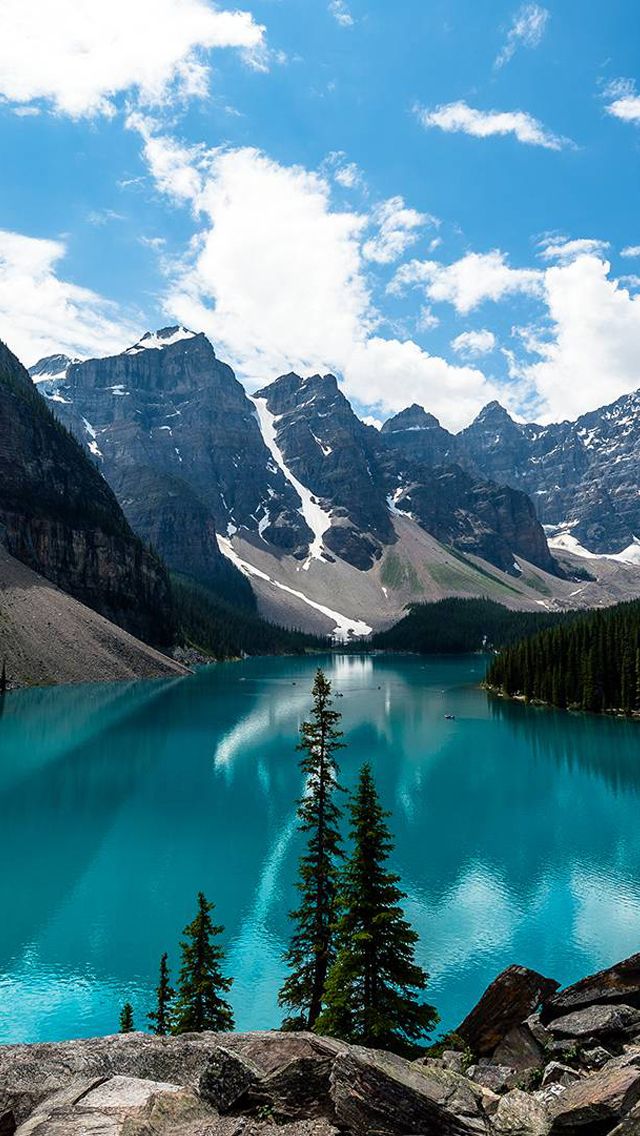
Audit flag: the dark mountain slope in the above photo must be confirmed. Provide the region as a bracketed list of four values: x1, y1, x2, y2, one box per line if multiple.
[0, 339, 173, 646]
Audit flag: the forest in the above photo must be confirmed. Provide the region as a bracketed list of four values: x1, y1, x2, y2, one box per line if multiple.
[485, 598, 640, 714]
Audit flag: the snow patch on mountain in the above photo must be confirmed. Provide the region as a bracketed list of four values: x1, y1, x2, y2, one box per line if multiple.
[217, 535, 371, 641]
[547, 528, 640, 564]
[125, 327, 196, 355]
[251, 396, 333, 570]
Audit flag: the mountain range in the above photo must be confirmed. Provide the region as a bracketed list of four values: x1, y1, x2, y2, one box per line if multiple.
[24, 326, 640, 638]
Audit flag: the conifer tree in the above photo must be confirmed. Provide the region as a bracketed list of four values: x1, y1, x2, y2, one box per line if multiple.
[279, 668, 344, 1029]
[316, 763, 439, 1056]
[119, 1001, 135, 1033]
[172, 892, 234, 1034]
[148, 952, 175, 1036]
[0, 659, 6, 696]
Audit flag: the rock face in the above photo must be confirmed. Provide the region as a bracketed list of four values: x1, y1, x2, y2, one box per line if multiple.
[452, 393, 640, 556]
[0, 339, 173, 647]
[457, 966, 560, 1056]
[31, 331, 557, 582]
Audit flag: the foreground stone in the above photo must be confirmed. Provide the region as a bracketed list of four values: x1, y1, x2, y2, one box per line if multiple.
[457, 967, 560, 1056]
[548, 1064, 640, 1133]
[541, 955, 640, 1024]
[547, 1006, 640, 1044]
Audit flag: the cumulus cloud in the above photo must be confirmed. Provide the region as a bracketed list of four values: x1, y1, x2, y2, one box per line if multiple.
[415, 100, 570, 150]
[362, 197, 432, 265]
[390, 250, 543, 314]
[0, 0, 265, 118]
[451, 329, 497, 358]
[495, 3, 549, 68]
[0, 230, 136, 363]
[524, 255, 640, 421]
[537, 236, 610, 263]
[621, 246, 640, 258]
[328, 1, 354, 27]
[604, 79, 640, 125]
[129, 124, 499, 429]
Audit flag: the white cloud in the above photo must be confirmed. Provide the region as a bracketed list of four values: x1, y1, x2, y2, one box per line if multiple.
[0, 230, 136, 364]
[130, 125, 498, 429]
[525, 255, 640, 421]
[496, 3, 549, 68]
[621, 246, 640, 258]
[538, 236, 610, 263]
[362, 197, 432, 265]
[0, 0, 265, 118]
[328, 1, 354, 27]
[415, 100, 569, 150]
[390, 250, 542, 314]
[604, 79, 640, 125]
[451, 329, 496, 358]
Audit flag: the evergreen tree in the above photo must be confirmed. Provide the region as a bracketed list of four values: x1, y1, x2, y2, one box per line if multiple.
[316, 763, 439, 1056]
[148, 952, 175, 1036]
[279, 668, 344, 1029]
[119, 1002, 135, 1033]
[172, 892, 234, 1034]
[0, 659, 6, 695]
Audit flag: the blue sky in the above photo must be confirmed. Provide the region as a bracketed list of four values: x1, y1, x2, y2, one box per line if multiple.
[1, 0, 639, 429]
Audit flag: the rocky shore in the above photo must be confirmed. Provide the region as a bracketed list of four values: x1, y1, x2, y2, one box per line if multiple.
[3, 953, 640, 1134]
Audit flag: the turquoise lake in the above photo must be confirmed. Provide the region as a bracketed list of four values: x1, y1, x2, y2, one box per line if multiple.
[1, 652, 640, 1044]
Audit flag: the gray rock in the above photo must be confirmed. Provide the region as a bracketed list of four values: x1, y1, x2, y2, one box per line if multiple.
[608, 1100, 640, 1135]
[467, 1064, 516, 1093]
[548, 1064, 640, 1133]
[494, 1025, 546, 1073]
[492, 1087, 552, 1135]
[541, 1063, 582, 1089]
[547, 1004, 640, 1042]
[457, 967, 559, 1057]
[542, 953, 640, 1024]
[14, 1074, 196, 1135]
[581, 1046, 614, 1070]
[330, 1044, 492, 1134]
[199, 1044, 263, 1111]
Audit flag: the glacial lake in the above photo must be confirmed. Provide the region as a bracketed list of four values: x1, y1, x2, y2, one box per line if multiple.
[1, 652, 640, 1044]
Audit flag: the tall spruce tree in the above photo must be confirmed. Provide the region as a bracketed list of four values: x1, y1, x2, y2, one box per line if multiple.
[119, 1002, 135, 1033]
[316, 763, 439, 1056]
[172, 892, 235, 1034]
[279, 668, 344, 1029]
[148, 952, 175, 1036]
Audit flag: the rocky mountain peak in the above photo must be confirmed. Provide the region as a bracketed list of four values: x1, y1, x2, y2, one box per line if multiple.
[381, 404, 442, 434]
[470, 400, 518, 428]
[124, 326, 198, 355]
[29, 353, 78, 380]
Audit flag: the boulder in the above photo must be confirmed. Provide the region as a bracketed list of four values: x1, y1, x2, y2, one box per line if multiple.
[582, 1047, 615, 1071]
[467, 1064, 516, 1094]
[494, 1025, 546, 1073]
[541, 1063, 582, 1089]
[492, 1088, 552, 1135]
[330, 1045, 493, 1135]
[547, 1005, 640, 1043]
[457, 967, 560, 1056]
[541, 954, 640, 1024]
[0, 1110, 14, 1136]
[548, 1064, 640, 1133]
[13, 1074, 203, 1135]
[199, 1045, 263, 1111]
[609, 1101, 640, 1135]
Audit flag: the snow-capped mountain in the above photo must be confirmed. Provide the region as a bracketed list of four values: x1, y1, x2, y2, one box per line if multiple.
[28, 326, 640, 635]
[452, 393, 640, 556]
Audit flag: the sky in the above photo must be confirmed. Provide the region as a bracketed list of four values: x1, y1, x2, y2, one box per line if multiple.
[0, 0, 639, 431]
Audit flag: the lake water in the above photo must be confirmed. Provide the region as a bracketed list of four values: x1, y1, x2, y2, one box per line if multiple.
[1, 653, 640, 1044]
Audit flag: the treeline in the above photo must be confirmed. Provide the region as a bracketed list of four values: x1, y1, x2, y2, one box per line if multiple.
[367, 598, 570, 654]
[486, 599, 640, 714]
[171, 572, 330, 659]
[121, 670, 438, 1056]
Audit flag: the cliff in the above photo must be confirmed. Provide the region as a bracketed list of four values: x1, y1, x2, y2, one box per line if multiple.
[0, 340, 173, 647]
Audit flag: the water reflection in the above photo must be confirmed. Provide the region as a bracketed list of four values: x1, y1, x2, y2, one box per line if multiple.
[0, 654, 639, 1041]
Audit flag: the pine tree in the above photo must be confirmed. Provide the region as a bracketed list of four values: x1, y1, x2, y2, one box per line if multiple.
[119, 1001, 135, 1033]
[0, 659, 6, 696]
[316, 763, 439, 1056]
[279, 668, 344, 1029]
[148, 952, 175, 1036]
[172, 893, 234, 1034]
